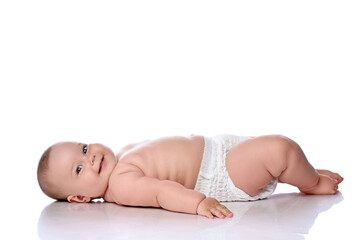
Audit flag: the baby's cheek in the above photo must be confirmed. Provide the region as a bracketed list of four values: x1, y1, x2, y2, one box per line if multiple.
[92, 178, 108, 192]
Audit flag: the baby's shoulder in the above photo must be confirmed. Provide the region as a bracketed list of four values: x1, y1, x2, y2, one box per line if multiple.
[115, 140, 150, 161]
[106, 159, 146, 204]
[113, 154, 145, 175]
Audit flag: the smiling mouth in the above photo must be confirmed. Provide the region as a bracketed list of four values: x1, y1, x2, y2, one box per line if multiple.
[98, 157, 104, 174]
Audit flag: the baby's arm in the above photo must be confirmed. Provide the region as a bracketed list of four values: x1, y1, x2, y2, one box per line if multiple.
[111, 169, 205, 214]
[109, 164, 232, 218]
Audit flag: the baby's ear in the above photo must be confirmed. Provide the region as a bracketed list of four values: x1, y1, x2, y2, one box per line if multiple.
[67, 195, 91, 203]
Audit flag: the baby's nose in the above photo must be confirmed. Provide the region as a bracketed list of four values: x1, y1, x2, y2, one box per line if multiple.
[89, 154, 96, 165]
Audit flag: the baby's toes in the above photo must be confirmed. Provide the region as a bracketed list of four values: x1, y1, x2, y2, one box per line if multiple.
[318, 170, 344, 184]
[330, 172, 344, 184]
[335, 174, 344, 184]
[327, 176, 339, 194]
[303, 175, 338, 195]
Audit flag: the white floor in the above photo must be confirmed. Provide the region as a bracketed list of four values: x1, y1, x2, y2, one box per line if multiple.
[35, 190, 349, 240]
[1, 180, 350, 240]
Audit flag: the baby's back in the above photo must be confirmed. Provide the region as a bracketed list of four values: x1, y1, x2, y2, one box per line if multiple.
[112, 135, 205, 189]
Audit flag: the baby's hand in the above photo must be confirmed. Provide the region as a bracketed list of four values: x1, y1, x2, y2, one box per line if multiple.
[197, 197, 233, 219]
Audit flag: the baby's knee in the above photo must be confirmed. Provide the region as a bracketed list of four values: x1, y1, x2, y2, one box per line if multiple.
[270, 135, 305, 165]
[264, 135, 296, 168]
[268, 135, 294, 153]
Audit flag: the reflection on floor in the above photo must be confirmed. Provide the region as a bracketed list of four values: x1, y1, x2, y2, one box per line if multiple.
[38, 192, 344, 240]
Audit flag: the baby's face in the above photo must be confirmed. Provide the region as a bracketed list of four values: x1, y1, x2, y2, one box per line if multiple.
[48, 142, 117, 201]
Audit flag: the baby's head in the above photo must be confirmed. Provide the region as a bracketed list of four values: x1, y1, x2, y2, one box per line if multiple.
[37, 142, 117, 202]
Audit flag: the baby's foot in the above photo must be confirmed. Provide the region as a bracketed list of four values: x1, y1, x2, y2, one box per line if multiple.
[316, 169, 344, 184]
[300, 174, 338, 195]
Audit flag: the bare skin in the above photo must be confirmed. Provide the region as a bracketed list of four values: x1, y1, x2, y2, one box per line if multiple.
[47, 135, 343, 219]
[106, 135, 342, 219]
[225, 136, 343, 198]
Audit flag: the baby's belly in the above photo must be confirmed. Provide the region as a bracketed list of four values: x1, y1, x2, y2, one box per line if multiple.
[148, 135, 205, 189]
[176, 135, 205, 189]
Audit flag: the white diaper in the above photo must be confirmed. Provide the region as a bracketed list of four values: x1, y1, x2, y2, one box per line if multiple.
[194, 134, 277, 202]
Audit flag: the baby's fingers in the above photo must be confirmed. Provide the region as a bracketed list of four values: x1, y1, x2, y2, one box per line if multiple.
[217, 205, 233, 218]
[210, 205, 234, 219]
[197, 207, 214, 219]
[202, 210, 214, 219]
[210, 208, 225, 219]
[197, 197, 233, 219]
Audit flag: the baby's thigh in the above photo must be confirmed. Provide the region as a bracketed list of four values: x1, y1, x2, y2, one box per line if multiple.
[225, 136, 277, 197]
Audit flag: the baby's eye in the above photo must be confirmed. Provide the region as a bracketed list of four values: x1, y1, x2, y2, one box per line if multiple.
[76, 165, 83, 175]
[83, 145, 88, 154]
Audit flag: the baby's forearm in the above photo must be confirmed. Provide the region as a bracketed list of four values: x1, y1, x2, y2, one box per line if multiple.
[156, 180, 206, 214]
[111, 174, 206, 215]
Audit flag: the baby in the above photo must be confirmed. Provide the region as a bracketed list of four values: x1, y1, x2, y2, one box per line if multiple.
[37, 134, 343, 219]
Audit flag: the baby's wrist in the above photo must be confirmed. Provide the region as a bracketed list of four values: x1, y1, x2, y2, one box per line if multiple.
[195, 194, 206, 214]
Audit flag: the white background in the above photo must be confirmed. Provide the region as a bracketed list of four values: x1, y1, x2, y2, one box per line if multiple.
[0, 1, 353, 239]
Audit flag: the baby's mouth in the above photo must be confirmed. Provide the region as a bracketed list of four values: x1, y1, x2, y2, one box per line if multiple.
[98, 157, 104, 174]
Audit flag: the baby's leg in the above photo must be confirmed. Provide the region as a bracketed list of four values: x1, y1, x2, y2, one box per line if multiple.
[226, 135, 342, 196]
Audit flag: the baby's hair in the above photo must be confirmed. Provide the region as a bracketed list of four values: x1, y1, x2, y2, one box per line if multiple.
[37, 145, 66, 201]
